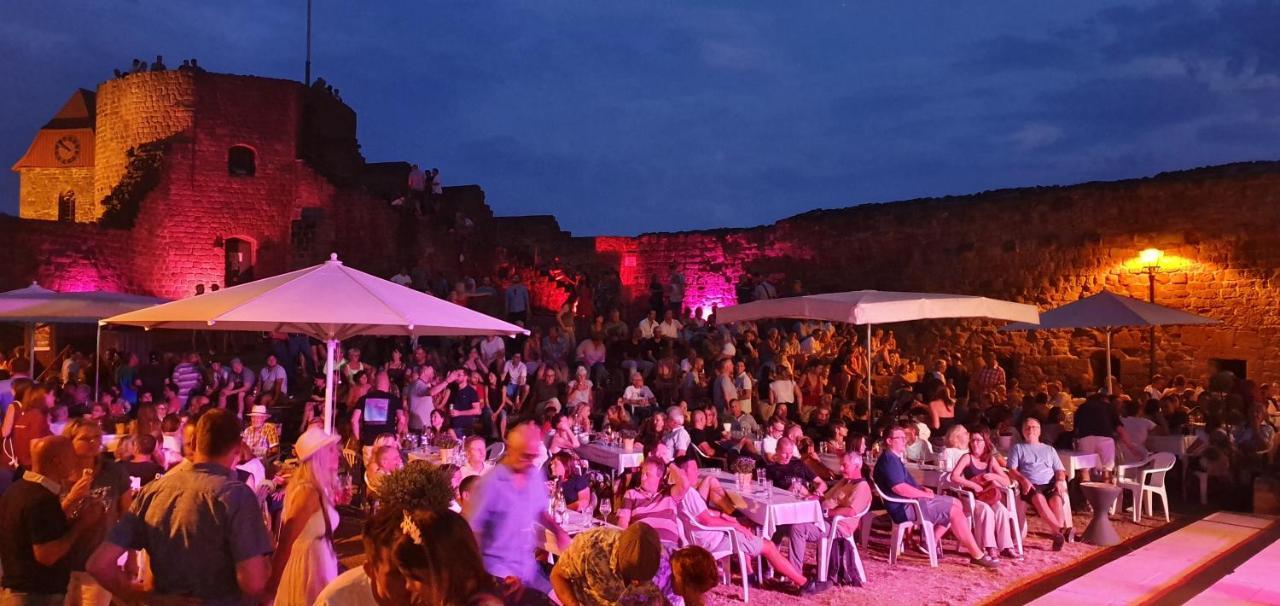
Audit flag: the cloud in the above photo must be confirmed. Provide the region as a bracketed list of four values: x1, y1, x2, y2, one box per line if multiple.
[1005, 124, 1063, 151]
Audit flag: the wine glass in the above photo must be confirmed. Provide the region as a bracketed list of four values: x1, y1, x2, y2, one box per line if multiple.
[598, 495, 612, 521]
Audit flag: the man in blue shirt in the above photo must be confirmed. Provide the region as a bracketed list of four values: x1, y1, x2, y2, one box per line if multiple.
[873, 423, 998, 568]
[505, 274, 531, 324]
[1007, 417, 1071, 551]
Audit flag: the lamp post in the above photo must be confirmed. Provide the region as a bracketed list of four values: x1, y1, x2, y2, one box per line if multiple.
[1139, 247, 1164, 380]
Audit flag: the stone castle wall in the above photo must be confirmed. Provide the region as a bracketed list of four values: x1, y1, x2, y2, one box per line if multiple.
[93, 71, 197, 213]
[578, 163, 1280, 389]
[18, 167, 94, 222]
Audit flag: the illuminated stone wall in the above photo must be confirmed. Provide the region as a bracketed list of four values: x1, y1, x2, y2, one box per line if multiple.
[93, 71, 197, 215]
[17, 167, 94, 221]
[581, 163, 1280, 389]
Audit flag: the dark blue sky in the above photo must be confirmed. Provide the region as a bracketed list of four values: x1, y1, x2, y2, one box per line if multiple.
[2, 1, 1278, 235]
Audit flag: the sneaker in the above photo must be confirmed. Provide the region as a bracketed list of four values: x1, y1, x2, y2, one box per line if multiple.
[970, 554, 1000, 569]
[1000, 548, 1024, 561]
[1052, 532, 1066, 552]
[797, 579, 830, 596]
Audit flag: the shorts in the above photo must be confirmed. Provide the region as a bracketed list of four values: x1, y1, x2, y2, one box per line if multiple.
[1021, 482, 1059, 503]
[906, 495, 955, 526]
[1076, 435, 1116, 472]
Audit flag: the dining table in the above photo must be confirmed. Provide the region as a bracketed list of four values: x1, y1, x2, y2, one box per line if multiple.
[698, 468, 826, 538]
[545, 508, 619, 557]
[575, 441, 644, 475]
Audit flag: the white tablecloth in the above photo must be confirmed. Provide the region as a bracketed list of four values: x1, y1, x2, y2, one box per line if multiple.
[700, 469, 825, 537]
[1147, 434, 1196, 456]
[546, 509, 618, 556]
[407, 448, 444, 464]
[576, 443, 644, 473]
[1058, 450, 1100, 477]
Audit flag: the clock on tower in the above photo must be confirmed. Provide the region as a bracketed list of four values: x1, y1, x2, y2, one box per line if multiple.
[53, 135, 81, 165]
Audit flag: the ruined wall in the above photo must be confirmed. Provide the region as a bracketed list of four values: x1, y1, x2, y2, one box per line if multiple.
[93, 71, 196, 214]
[18, 167, 94, 221]
[583, 163, 1280, 388]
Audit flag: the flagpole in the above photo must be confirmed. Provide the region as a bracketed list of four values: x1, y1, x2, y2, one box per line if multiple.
[304, 0, 313, 85]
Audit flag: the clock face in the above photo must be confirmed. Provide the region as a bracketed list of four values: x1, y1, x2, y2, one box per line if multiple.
[53, 135, 81, 165]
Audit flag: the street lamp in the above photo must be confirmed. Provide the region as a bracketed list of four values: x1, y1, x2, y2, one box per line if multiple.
[1140, 247, 1164, 379]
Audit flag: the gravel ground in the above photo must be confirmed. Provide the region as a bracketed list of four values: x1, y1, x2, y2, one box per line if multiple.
[334, 507, 1169, 605]
[703, 512, 1169, 606]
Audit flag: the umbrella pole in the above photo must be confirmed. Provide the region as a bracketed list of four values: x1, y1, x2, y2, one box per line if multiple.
[1105, 328, 1113, 395]
[94, 323, 102, 400]
[866, 323, 873, 436]
[324, 338, 338, 435]
[28, 322, 35, 378]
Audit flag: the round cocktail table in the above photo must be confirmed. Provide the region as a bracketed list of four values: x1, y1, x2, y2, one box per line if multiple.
[1080, 481, 1121, 546]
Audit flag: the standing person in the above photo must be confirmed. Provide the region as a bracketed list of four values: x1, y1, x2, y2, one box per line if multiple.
[505, 274, 531, 324]
[0, 436, 103, 606]
[975, 352, 1006, 397]
[268, 427, 341, 606]
[464, 421, 569, 593]
[1073, 393, 1133, 482]
[873, 425, 999, 568]
[87, 408, 273, 605]
[667, 264, 685, 316]
[351, 371, 406, 446]
[61, 418, 131, 606]
[4, 385, 53, 474]
[447, 370, 483, 438]
[170, 353, 204, 407]
[711, 359, 737, 414]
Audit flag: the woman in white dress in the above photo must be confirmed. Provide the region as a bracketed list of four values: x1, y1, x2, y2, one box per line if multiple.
[269, 427, 342, 606]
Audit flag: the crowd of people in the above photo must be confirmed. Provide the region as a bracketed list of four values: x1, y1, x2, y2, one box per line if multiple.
[2, 264, 1278, 604]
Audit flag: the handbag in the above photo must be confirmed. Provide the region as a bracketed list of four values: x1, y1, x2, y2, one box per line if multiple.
[973, 477, 1004, 507]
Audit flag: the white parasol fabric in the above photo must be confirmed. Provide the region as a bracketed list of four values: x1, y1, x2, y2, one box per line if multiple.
[1000, 290, 1219, 392]
[716, 290, 1040, 326]
[0, 283, 169, 386]
[716, 290, 1038, 431]
[103, 254, 527, 433]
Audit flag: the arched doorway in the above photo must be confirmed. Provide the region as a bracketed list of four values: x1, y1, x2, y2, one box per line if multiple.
[57, 191, 76, 222]
[225, 237, 255, 286]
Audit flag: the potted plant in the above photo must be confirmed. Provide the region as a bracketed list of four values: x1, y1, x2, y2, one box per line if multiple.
[733, 457, 757, 492]
[620, 429, 638, 453]
[433, 435, 460, 464]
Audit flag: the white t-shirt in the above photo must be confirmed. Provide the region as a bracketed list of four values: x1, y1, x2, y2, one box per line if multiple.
[1121, 416, 1156, 449]
[258, 365, 288, 394]
[480, 337, 505, 365]
[662, 427, 691, 457]
[657, 320, 683, 339]
[406, 379, 435, 431]
[623, 385, 655, 404]
[314, 567, 379, 606]
[503, 360, 528, 386]
[638, 318, 659, 339]
[770, 379, 797, 404]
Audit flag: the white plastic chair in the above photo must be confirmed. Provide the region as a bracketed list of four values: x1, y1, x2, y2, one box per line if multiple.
[817, 502, 870, 585]
[1118, 452, 1175, 522]
[868, 481, 939, 567]
[938, 475, 1024, 556]
[485, 442, 505, 463]
[678, 515, 750, 602]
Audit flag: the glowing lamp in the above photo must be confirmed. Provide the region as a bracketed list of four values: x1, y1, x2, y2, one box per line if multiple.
[1139, 248, 1164, 270]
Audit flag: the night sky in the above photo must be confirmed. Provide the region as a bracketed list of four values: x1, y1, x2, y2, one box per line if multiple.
[2, 1, 1278, 235]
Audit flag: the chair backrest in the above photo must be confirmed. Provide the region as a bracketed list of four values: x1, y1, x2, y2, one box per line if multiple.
[1146, 452, 1177, 487]
[486, 442, 505, 462]
[871, 478, 915, 506]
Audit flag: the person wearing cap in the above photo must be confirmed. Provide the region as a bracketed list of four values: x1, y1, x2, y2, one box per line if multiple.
[242, 405, 280, 460]
[550, 523, 671, 606]
[268, 427, 341, 606]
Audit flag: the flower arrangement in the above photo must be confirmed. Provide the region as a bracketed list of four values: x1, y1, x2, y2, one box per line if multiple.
[732, 457, 757, 475]
[375, 460, 456, 512]
[619, 429, 638, 441]
[432, 434, 461, 451]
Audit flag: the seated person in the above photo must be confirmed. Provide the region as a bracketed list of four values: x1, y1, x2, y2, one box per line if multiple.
[761, 419, 787, 461]
[765, 438, 828, 497]
[241, 404, 280, 460]
[660, 407, 691, 460]
[459, 435, 493, 480]
[873, 424, 998, 568]
[1006, 417, 1072, 551]
[549, 451, 592, 512]
[902, 421, 934, 464]
[365, 444, 404, 498]
[797, 437, 838, 483]
[726, 399, 760, 438]
[549, 413, 582, 455]
[672, 456, 825, 596]
[604, 402, 634, 432]
[687, 410, 723, 462]
[622, 372, 658, 415]
[784, 449, 874, 580]
[824, 420, 849, 457]
[804, 406, 836, 444]
[938, 424, 970, 472]
[117, 433, 165, 487]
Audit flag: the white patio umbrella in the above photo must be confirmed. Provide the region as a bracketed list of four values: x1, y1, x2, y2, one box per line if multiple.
[717, 290, 1039, 429]
[1000, 290, 1219, 393]
[103, 254, 527, 434]
[0, 283, 168, 391]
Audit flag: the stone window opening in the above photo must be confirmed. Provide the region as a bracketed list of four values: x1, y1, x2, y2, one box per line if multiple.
[57, 190, 76, 222]
[228, 145, 256, 177]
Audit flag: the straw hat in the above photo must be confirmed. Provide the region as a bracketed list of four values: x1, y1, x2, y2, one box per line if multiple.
[295, 426, 339, 462]
[247, 405, 271, 418]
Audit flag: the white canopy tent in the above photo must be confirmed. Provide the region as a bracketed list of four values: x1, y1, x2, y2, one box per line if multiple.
[716, 290, 1039, 429]
[0, 283, 168, 389]
[1000, 290, 1219, 393]
[103, 254, 527, 434]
